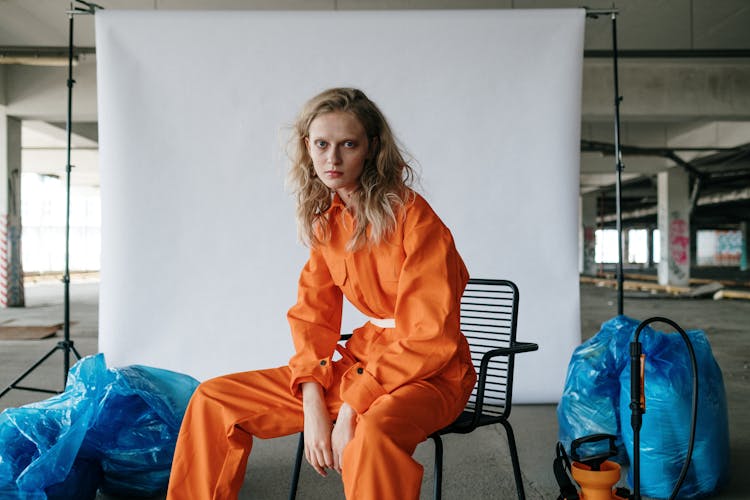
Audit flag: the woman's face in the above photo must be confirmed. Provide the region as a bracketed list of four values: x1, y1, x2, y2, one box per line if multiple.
[305, 111, 370, 204]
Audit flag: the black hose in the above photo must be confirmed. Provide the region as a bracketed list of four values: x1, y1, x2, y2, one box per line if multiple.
[631, 317, 699, 500]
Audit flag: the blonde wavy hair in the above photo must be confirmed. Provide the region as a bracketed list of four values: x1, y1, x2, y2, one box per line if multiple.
[288, 88, 415, 250]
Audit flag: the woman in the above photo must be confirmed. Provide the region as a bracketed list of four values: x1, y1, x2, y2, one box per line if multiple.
[166, 88, 476, 500]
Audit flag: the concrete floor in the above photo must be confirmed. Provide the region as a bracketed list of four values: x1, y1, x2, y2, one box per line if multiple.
[0, 279, 747, 499]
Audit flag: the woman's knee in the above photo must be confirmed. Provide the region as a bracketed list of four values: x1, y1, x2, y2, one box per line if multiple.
[354, 410, 425, 453]
[192, 376, 223, 401]
[187, 375, 240, 412]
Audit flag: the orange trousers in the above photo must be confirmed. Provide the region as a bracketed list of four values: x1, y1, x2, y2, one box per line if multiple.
[166, 357, 470, 500]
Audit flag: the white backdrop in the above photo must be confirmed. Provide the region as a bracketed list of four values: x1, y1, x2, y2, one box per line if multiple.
[96, 9, 585, 403]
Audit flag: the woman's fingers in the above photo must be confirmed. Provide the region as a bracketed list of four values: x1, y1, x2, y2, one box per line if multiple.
[331, 428, 345, 474]
[331, 403, 357, 475]
[322, 445, 334, 470]
[332, 448, 342, 474]
[305, 446, 326, 476]
[304, 436, 334, 477]
[311, 452, 328, 477]
[301, 382, 334, 477]
[304, 446, 319, 476]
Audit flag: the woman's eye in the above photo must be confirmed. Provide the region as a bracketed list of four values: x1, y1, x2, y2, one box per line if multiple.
[315, 140, 327, 148]
[344, 141, 355, 148]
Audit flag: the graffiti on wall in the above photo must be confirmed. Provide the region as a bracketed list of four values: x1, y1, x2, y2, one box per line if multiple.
[7, 222, 24, 306]
[717, 231, 742, 265]
[669, 212, 689, 282]
[1, 213, 25, 308]
[670, 217, 689, 265]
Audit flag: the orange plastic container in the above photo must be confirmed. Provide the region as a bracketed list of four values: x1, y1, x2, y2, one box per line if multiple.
[571, 460, 628, 500]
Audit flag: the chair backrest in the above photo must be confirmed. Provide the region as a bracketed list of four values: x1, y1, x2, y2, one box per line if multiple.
[460, 278, 520, 419]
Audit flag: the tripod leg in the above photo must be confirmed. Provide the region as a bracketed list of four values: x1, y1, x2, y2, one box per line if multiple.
[71, 343, 83, 359]
[0, 344, 63, 398]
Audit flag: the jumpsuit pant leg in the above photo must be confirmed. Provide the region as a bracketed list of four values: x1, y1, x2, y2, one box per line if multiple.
[341, 377, 467, 500]
[166, 365, 343, 500]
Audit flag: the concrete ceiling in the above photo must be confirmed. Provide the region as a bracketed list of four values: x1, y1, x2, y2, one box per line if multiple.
[1, 0, 750, 227]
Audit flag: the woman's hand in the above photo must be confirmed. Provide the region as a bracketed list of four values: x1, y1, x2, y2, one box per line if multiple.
[301, 382, 334, 477]
[331, 402, 357, 474]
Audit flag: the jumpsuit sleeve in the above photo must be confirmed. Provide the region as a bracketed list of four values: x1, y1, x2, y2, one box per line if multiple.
[339, 199, 469, 414]
[287, 246, 343, 397]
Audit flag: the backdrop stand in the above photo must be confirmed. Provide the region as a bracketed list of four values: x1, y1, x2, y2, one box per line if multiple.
[0, 0, 101, 400]
[586, 7, 625, 315]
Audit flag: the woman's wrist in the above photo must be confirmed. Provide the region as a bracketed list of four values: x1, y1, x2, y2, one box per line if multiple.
[337, 402, 357, 420]
[301, 382, 324, 407]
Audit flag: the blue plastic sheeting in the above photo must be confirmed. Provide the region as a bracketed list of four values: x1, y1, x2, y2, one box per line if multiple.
[558, 315, 730, 499]
[0, 354, 199, 499]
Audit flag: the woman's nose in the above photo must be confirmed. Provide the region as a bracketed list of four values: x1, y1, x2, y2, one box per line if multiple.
[327, 147, 342, 165]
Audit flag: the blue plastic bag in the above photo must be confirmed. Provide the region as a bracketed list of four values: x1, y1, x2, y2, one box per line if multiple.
[619, 327, 730, 498]
[45, 458, 102, 500]
[0, 354, 109, 497]
[557, 315, 638, 462]
[0, 354, 199, 499]
[82, 365, 198, 497]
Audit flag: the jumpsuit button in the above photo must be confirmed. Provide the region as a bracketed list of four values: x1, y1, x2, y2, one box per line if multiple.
[356, 367, 364, 374]
[320, 360, 327, 366]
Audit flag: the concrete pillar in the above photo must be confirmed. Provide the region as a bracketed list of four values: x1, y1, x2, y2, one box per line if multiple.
[646, 226, 654, 268]
[579, 192, 598, 275]
[741, 221, 748, 272]
[1, 111, 24, 307]
[657, 168, 691, 286]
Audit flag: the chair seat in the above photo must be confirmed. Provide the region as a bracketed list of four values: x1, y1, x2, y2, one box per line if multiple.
[437, 409, 505, 435]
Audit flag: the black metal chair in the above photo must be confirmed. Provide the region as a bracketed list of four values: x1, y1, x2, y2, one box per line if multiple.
[288, 278, 538, 499]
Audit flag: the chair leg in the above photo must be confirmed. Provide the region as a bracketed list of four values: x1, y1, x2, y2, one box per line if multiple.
[500, 420, 526, 500]
[431, 434, 443, 500]
[289, 432, 305, 500]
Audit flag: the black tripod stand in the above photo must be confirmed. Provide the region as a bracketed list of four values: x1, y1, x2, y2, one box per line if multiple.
[0, 1, 102, 399]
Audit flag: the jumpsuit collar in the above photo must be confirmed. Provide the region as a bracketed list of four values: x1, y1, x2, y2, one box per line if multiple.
[330, 192, 347, 212]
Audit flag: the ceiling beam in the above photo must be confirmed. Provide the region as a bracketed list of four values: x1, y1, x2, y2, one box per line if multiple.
[599, 186, 750, 224]
[583, 60, 750, 121]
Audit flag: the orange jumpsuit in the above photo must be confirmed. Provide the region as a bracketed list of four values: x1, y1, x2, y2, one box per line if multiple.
[167, 192, 476, 500]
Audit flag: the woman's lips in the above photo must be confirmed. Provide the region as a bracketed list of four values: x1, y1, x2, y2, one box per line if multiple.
[325, 170, 343, 178]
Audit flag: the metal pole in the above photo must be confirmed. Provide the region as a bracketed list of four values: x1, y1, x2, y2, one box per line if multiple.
[63, 5, 75, 385]
[611, 12, 625, 315]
